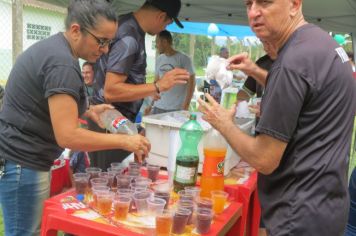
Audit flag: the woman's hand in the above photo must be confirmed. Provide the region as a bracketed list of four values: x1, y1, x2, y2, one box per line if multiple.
[124, 134, 151, 163]
[85, 104, 114, 128]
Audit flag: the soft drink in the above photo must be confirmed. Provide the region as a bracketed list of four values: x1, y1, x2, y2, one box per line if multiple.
[200, 129, 227, 197]
[99, 109, 138, 135]
[173, 114, 203, 192]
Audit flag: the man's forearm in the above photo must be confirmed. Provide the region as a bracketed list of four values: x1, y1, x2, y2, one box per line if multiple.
[182, 76, 195, 109]
[105, 83, 156, 103]
[220, 122, 285, 175]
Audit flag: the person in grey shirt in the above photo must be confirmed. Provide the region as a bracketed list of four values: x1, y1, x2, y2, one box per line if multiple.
[198, 0, 356, 235]
[0, 1, 149, 235]
[152, 30, 195, 114]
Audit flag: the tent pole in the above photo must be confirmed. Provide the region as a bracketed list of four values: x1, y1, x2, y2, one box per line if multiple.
[211, 36, 215, 56]
[352, 32, 356, 62]
[189, 34, 196, 62]
[12, 0, 23, 64]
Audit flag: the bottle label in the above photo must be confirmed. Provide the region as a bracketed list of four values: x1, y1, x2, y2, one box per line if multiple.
[111, 116, 128, 130]
[175, 165, 197, 184]
[202, 149, 226, 177]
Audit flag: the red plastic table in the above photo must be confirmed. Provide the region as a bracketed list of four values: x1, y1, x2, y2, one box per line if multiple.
[41, 189, 242, 236]
[224, 171, 260, 236]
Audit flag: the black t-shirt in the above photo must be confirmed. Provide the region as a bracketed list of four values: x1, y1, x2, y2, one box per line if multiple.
[92, 13, 146, 122]
[256, 24, 356, 235]
[0, 33, 86, 171]
[242, 54, 274, 97]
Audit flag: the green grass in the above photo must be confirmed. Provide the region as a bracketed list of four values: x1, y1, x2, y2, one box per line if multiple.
[194, 67, 206, 77]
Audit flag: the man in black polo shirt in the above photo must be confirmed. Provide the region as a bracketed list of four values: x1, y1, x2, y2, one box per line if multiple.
[199, 0, 356, 235]
[90, 0, 189, 169]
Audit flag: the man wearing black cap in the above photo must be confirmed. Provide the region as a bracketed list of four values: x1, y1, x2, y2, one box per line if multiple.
[90, 0, 190, 169]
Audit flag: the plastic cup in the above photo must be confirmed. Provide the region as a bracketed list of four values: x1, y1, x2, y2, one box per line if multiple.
[107, 167, 123, 191]
[96, 191, 114, 216]
[90, 177, 108, 188]
[116, 174, 131, 189]
[172, 208, 191, 235]
[196, 208, 213, 234]
[147, 197, 166, 216]
[73, 173, 90, 195]
[85, 167, 102, 187]
[156, 209, 173, 236]
[131, 179, 151, 190]
[113, 195, 131, 221]
[85, 167, 102, 178]
[184, 186, 201, 201]
[116, 188, 136, 212]
[178, 190, 194, 201]
[110, 162, 122, 169]
[177, 199, 195, 225]
[154, 191, 170, 209]
[98, 172, 116, 189]
[152, 180, 170, 191]
[91, 186, 110, 209]
[133, 190, 151, 215]
[129, 161, 141, 169]
[147, 164, 160, 182]
[128, 162, 141, 175]
[196, 197, 213, 210]
[211, 190, 229, 214]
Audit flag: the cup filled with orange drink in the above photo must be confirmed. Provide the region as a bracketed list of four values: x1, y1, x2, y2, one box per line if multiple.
[211, 190, 229, 214]
[113, 195, 131, 221]
[96, 191, 114, 216]
[156, 209, 174, 236]
[91, 186, 110, 209]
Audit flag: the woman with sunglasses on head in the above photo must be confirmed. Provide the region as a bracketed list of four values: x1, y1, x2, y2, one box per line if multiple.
[0, 1, 150, 235]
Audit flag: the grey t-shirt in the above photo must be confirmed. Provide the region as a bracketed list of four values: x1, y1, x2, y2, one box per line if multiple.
[92, 13, 146, 122]
[0, 33, 86, 171]
[154, 52, 195, 110]
[256, 24, 356, 235]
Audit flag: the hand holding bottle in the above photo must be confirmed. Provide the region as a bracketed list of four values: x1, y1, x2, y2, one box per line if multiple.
[125, 134, 151, 163]
[99, 109, 138, 135]
[85, 104, 115, 128]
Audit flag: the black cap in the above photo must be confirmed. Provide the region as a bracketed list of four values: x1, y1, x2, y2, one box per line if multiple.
[146, 0, 184, 28]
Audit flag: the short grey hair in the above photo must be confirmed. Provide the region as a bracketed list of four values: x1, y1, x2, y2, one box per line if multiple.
[65, 0, 117, 31]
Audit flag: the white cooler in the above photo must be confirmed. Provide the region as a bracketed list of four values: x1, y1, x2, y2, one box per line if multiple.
[142, 111, 254, 176]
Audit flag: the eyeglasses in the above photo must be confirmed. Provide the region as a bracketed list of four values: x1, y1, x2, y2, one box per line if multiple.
[83, 28, 113, 48]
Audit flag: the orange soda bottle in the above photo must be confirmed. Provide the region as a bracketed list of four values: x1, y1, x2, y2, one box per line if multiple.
[200, 129, 227, 198]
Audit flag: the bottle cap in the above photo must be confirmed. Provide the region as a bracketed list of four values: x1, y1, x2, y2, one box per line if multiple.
[190, 114, 197, 120]
[76, 194, 84, 202]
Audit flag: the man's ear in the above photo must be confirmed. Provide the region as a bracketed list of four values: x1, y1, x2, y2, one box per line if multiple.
[289, 0, 303, 17]
[69, 23, 82, 42]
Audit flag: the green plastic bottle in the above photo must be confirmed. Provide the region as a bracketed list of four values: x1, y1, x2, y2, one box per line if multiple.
[173, 114, 203, 192]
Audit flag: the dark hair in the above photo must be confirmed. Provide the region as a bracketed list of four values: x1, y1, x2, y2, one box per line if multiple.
[82, 61, 94, 69]
[65, 0, 117, 31]
[220, 47, 228, 53]
[158, 30, 173, 44]
[347, 51, 354, 61]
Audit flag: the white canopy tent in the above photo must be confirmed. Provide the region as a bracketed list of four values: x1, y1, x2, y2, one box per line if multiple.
[36, 0, 356, 34]
[35, 0, 356, 52]
[11, 0, 356, 59]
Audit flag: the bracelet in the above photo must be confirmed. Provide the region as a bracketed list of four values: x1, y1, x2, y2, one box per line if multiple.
[153, 81, 161, 94]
